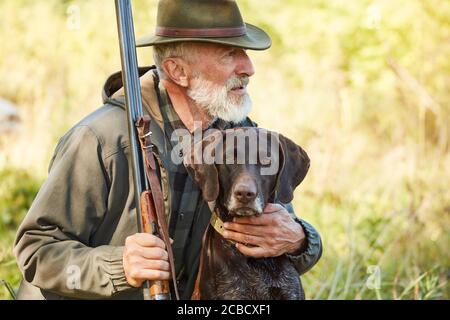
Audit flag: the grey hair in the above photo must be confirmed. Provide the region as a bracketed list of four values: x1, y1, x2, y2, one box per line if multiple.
[152, 42, 198, 79]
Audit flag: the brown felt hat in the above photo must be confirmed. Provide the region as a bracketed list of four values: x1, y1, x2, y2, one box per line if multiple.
[136, 0, 271, 50]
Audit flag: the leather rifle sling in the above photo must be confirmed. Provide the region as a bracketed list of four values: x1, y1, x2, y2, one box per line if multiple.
[136, 115, 180, 300]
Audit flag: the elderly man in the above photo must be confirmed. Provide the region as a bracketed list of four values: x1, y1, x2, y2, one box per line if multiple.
[13, 0, 322, 299]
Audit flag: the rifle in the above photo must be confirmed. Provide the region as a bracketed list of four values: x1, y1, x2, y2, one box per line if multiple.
[114, 0, 178, 300]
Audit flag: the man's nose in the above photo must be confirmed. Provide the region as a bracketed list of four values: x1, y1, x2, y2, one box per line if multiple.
[236, 49, 255, 77]
[233, 175, 257, 204]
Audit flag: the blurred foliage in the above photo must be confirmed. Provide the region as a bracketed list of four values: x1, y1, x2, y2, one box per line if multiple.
[0, 168, 40, 299]
[0, 168, 40, 231]
[0, 0, 449, 299]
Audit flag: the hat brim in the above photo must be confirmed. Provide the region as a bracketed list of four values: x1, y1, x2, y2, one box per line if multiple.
[136, 23, 271, 50]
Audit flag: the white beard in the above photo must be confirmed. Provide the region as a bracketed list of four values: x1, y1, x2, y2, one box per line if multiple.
[187, 73, 252, 124]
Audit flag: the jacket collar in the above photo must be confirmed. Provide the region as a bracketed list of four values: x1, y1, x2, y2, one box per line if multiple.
[102, 65, 165, 125]
[102, 66, 167, 154]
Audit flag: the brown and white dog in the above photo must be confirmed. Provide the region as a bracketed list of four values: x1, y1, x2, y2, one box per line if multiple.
[183, 127, 310, 299]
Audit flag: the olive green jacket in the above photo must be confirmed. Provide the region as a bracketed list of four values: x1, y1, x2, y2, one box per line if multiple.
[13, 67, 322, 299]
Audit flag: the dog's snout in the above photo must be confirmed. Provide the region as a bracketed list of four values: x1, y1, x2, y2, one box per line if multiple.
[233, 178, 257, 204]
[234, 188, 257, 203]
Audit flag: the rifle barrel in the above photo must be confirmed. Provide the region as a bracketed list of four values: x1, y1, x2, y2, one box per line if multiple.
[114, 0, 145, 229]
[114, 0, 152, 300]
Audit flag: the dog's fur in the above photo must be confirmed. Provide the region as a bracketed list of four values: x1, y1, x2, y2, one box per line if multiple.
[184, 127, 310, 299]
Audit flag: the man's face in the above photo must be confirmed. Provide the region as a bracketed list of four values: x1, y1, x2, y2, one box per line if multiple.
[185, 43, 256, 123]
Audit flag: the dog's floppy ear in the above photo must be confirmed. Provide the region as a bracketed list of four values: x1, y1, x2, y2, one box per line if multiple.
[276, 134, 310, 204]
[183, 131, 222, 202]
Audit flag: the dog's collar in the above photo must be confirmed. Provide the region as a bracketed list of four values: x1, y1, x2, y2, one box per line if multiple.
[208, 201, 236, 244]
[210, 209, 226, 237]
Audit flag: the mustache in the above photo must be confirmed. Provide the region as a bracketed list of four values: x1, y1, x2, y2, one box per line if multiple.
[226, 76, 250, 91]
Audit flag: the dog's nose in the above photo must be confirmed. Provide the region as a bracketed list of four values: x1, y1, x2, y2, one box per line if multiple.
[233, 180, 257, 204]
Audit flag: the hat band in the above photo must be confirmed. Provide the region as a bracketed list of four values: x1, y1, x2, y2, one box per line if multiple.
[155, 26, 246, 38]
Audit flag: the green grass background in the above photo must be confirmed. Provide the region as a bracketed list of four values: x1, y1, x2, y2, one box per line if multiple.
[0, 0, 449, 299]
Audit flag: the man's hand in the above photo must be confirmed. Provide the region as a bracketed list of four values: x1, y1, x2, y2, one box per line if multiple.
[122, 233, 171, 288]
[223, 203, 306, 258]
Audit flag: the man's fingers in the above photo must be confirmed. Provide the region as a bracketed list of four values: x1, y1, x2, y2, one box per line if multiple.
[127, 233, 166, 249]
[124, 243, 169, 261]
[263, 203, 286, 213]
[124, 233, 172, 287]
[139, 247, 169, 261]
[135, 258, 170, 271]
[223, 222, 270, 237]
[131, 269, 171, 281]
[222, 229, 264, 247]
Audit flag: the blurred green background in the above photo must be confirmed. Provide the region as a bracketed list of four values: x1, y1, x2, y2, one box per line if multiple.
[0, 0, 449, 300]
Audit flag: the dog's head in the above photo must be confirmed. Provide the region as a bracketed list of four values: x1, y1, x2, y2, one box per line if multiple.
[183, 127, 310, 218]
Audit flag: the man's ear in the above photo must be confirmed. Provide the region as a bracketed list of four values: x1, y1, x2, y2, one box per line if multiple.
[162, 58, 189, 87]
[183, 132, 222, 202]
[276, 134, 310, 204]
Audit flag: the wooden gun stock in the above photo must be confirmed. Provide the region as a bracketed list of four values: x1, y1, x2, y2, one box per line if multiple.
[140, 191, 171, 300]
